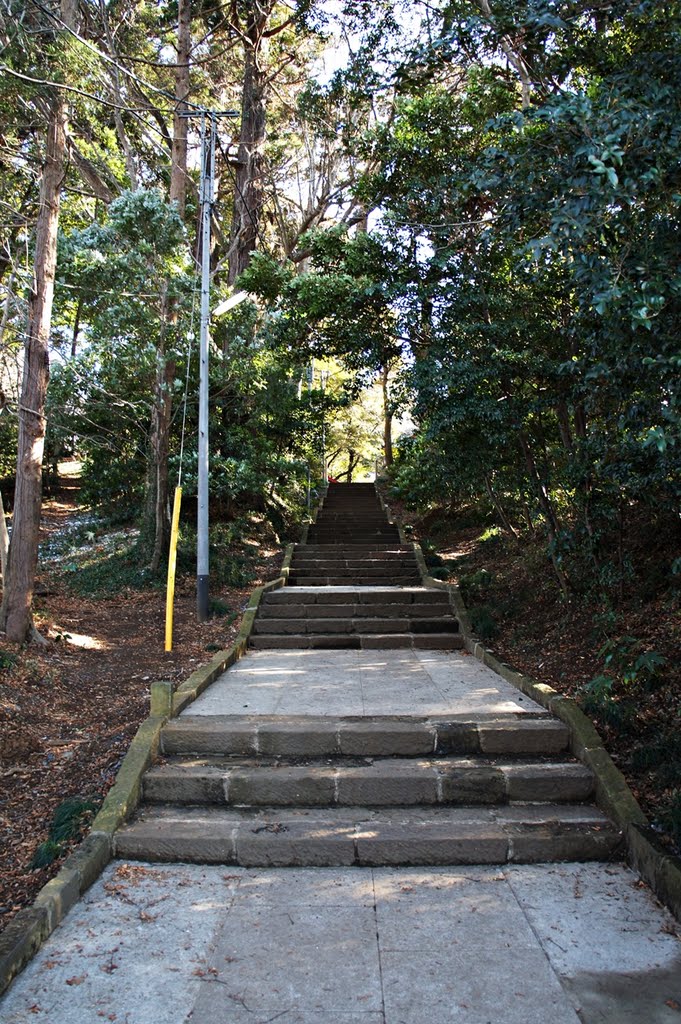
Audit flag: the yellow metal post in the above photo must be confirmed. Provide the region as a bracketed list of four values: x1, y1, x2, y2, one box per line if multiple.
[165, 486, 183, 652]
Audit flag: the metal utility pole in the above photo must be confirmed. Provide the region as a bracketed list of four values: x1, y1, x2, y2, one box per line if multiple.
[181, 108, 237, 622]
[196, 111, 215, 622]
[320, 369, 329, 483]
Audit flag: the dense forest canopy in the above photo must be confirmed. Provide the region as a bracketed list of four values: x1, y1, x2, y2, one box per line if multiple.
[0, 0, 679, 642]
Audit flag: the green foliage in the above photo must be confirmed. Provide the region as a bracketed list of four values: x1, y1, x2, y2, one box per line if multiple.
[30, 797, 97, 870]
[63, 545, 164, 597]
[0, 651, 17, 672]
[579, 636, 668, 728]
[469, 605, 498, 641]
[659, 792, 681, 852]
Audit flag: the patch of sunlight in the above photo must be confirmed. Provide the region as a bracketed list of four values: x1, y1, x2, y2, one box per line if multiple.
[244, 668, 306, 676]
[58, 459, 83, 477]
[63, 630, 110, 651]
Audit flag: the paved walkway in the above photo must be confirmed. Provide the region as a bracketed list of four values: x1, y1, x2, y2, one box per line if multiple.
[1, 861, 679, 1023]
[186, 649, 541, 717]
[2, 650, 680, 1022]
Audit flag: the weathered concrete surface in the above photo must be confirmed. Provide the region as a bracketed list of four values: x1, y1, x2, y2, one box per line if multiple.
[185, 649, 544, 718]
[1, 862, 678, 1024]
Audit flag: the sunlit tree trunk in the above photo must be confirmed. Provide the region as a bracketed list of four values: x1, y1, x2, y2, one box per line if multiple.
[228, 1, 271, 286]
[0, 0, 77, 643]
[169, 0, 191, 219]
[147, 0, 190, 571]
[381, 364, 393, 468]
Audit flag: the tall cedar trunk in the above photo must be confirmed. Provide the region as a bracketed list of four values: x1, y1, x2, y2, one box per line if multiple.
[0, 0, 76, 642]
[0, 489, 9, 587]
[169, 0, 191, 218]
[381, 364, 394, 468]
[228, 3, 270, 286]
[149, 349, 176, 572]
[147, 0, 190, 570]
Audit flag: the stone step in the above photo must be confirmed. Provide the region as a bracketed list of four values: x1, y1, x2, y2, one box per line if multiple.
[251, 616, 458, 636]
[288, 577, 421, 587]
[258, 602, 453, 619]
[295, 545, 414, 553]
[161, 715, 570, 758]
[248, 632, 463, 650]
[293, 557, 417, 567]
[305, 540, 401, 548]
[143, 756, 595, 808]
[288, 567, 418, 579]
[264, 588, 449, 606]
[284, 577, 421, 585]
[114, 803, 622, 866]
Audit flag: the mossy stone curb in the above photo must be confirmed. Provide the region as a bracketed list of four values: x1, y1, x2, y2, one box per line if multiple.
[0, 831, 111, 995]
[0, 561, 290, 995]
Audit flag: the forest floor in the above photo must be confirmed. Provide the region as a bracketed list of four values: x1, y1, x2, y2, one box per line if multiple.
[0, 468, 284, 932]
[397, 499, 681, 856]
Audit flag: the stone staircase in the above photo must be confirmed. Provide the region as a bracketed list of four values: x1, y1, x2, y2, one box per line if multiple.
[113, 481, 621, 868]
[251, 483, 461, 651]
[115, 712, 620, 865]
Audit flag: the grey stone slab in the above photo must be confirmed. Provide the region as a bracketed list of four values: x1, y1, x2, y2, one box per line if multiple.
[227, 766, 337, 806]
[380, 948, 581, 1024]
[439, 764, 507, 804]
[0, 863, 239, 1024]
[233, 868, 375, 907]
[235, 820, 357, 867]
[355, 820, 508, 866]
[504, 821, 621, 863]
[144, 764, 226, 804]
[505, 864, 681, 1024]
[190, 905, 382, 1018]
[193, 1012, 385, 1024]
[336, 763, 438, 806]
[115, 811, 239, 863]
[503, 762, 594, 802]
[257, 721, 340, 756]
[479, 719, 570, 754]
[339, 721, 435, 756]
[375, 876, 538, 952]
[371, 865, 509, 901]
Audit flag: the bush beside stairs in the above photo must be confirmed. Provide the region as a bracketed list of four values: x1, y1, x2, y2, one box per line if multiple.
[114, 483, 622, 867]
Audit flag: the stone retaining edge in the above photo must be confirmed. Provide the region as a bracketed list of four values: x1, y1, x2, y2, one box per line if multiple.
[412, 540, 681, 920]
[0, 560, 291, 996]
[300, 484, 328, 545]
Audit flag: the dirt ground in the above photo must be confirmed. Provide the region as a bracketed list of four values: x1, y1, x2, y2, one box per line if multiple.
[0, 480, 283, 932]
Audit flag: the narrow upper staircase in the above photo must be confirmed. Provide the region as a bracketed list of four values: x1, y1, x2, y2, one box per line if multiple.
[250, 483, 462, 651]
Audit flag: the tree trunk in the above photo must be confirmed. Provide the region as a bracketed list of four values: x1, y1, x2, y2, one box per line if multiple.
[169, 0, 191, 219]
[483, 473, 518, 540]
[0, 0, 76, 642]
[227, 2, 270, 286]
[146, 0, 191, 571]
[147, 284, 176, 573]
[0, 489, 9, 588]
[518, 430, 570, 599]
[381, 364, 393, 468]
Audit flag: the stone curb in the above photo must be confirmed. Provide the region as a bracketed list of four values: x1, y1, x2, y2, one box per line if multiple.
[300, 485, 328, 545]
[0, 559, 291, 995]
[412, 542, 681, 921]
[375, 487, 408, 544]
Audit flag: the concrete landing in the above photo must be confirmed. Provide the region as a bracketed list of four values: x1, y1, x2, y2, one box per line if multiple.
[186, 649, 542, 717]
[2, 862, 679, 1024]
